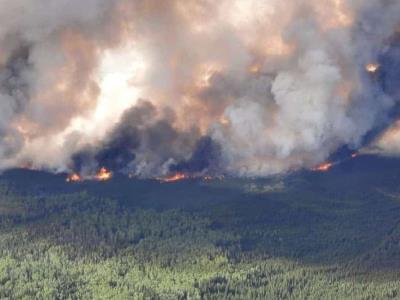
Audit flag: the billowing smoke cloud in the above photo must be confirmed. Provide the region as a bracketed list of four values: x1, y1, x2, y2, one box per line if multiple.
[0, 0, 127, 168]
[71, 99, 206, 177]
[0, 0, 399, 177]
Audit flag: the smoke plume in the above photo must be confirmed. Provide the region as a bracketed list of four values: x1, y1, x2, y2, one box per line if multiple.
[0, 0, 399, 177]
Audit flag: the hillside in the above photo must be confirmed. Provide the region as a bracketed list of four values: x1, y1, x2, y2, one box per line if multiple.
[1, 155, 400, 299]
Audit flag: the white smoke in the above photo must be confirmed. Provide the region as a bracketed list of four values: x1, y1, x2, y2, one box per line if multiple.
[0, 0, 399, 176]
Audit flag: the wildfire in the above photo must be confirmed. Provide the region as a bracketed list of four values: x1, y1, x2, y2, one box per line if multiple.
[66, 173, 81, 182]
[248, 64, 261, 74]
[160, 173, 189, 182]
[366, 63, 380, 73]
[312, 162, 334, 172]
[66, 167, 112, 183]
[159, 173, 224, 182]
[95, 167, 112, 181]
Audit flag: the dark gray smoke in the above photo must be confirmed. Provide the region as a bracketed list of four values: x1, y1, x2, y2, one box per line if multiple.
[0, 0, 399, 177]
[170, 136, 222, 175]
[70, 100, 219, 177]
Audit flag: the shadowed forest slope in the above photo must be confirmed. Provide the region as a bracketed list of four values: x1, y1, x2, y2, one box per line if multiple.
[1, 155, 400, 299]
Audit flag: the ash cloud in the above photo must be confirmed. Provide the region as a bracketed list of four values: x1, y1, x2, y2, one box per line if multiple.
[70, 100, 216, 177]
[0, 0, 124, 169]
[170, 136, 222, 175]
[0, 0, 399, 177]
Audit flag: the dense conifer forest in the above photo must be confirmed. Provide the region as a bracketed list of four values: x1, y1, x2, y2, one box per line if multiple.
[1, 156, 400, 299]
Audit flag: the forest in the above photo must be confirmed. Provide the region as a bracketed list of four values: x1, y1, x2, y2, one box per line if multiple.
[0, 155, 400, 299]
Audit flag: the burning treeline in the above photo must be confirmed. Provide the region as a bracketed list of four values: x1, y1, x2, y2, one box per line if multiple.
[312, 152, 359, 172]
[66, 167, 112, 183]
[0, 0, 399, 179]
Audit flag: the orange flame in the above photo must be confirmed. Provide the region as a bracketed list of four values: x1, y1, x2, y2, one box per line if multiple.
[366, 63, 379, 73]
[161, 173, 188, 182]
[95, 167, 112, 181]
[66, 173, 81, 182]
[313, 162, 334, 172]
[248, 64, 261, 74]
[66, 167, 112, 182]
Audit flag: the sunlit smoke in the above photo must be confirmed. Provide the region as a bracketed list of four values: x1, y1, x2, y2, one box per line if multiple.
[0, 0, 399, 178]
